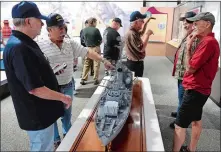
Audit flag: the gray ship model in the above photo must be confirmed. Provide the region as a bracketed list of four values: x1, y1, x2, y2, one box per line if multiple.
[95, 61, 133, 146]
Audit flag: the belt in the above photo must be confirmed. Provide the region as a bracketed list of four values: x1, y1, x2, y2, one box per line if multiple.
[127, 58, 144, 62]
[59, 78, 74, 88]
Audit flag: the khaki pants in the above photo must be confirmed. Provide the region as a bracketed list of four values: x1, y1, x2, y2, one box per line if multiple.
[81, 58, 94, 76]
[82, 46, 101, 81]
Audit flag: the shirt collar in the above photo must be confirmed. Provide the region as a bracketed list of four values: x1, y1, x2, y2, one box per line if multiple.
[12, 30, 39, 47]
[12, 30, 35, 43]
[207, 32, 215, 37]
[129, 27, 139, 33]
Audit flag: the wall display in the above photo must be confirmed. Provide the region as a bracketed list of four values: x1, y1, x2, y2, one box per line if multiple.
[143, 7, 168, 42]
[146, 14, 167, 42]
[1, 1, 142, 38]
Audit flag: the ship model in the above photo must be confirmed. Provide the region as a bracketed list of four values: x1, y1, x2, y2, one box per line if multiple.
[95, 61, 133, 146]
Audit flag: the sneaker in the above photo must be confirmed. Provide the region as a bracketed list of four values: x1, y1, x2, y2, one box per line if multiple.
[105, 71, 109, 76]
[80, 80, 86, 85]
[180, 146, 190, 152]
[54, 141, 61, 151]
[171, 112, 177, 118]
[94, 80, 99, 85]
[169, 121, 175, 129]
[73, 91, 78, 95]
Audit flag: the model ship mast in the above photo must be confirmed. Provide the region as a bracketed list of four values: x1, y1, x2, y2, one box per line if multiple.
[95, 58, 133, 148]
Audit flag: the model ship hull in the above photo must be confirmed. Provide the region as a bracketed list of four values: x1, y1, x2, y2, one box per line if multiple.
[95, 61, 133, 146]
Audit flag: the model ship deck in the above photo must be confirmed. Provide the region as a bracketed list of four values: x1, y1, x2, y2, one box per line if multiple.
[70, 79, 146, 151]
[95, 62, 133, 146]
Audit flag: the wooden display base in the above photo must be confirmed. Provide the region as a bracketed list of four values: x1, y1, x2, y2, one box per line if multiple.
[70, 80, 146, 151]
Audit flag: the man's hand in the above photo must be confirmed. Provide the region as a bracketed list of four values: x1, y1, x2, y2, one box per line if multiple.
[55, 69, 64, 75]
[53, 64, 65, 75]
[60, 94, 72, 109]
[146, 29, 154, 36]
[148, 17, 156, 21]
[186, 31, 198, 51]
[103, 59, 115, 70]
[145, 17, 156, 23]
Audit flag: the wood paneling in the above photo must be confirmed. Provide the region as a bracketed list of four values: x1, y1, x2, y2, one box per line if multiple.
[146, 43, 166, 56]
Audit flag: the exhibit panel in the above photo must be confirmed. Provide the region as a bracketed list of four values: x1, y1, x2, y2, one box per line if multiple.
[140, 7, 174, 56]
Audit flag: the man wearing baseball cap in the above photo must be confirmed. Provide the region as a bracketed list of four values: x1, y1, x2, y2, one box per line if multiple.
[170, 11, 198, 129]
[37, 13, 114, 149]
[173, 12, 220, 152]
[103, 17, 122, 76]
[3, 1, 72, 151]
[125, 11, 155, 77]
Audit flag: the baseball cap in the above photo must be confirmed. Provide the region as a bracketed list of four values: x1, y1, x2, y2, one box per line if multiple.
[11, 1, 48, 20]
[113, 18, 122, 27]
[130, 11, 147, 22]
[46, 13, 65, 27]
[179, 11, 196, 21]
[186, 12, 215, 25]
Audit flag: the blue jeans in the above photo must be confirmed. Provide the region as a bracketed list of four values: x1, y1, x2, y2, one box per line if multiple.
[177, 80, 185, 113]
[54, 78, 74, 142]
[27, 124, 54, 151]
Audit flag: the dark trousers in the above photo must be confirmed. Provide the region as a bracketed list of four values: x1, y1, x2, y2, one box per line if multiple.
[126, 59, 144, 77]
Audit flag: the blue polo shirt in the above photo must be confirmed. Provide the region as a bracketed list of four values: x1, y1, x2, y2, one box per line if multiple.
[3, 30, 64, 131]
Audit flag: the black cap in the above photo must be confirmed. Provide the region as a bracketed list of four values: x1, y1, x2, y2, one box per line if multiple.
[179, 11, 196, 21]
[130, 11, 147, 22]
[113, 18, 122, 27]
[46, 13, 65, 27]
[11, 1, 48, 20]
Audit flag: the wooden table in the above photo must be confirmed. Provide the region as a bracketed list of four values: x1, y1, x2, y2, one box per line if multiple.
[56, 77, 164, 152]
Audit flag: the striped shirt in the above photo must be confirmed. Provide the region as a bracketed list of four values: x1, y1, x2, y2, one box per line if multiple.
[37, 38, 88, 85]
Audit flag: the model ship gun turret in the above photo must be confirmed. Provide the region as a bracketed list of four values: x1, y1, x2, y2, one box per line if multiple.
[95, 60, 133, 146]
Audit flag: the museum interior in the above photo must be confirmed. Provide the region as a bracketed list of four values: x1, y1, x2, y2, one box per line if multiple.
[0, 0, 221, 151]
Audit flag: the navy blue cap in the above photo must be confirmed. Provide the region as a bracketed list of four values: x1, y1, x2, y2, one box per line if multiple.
[130, 11, 147, 22]
[46, 13, 65, 27]
[113, 18, 123, 27]
[11, 1, 48, 20]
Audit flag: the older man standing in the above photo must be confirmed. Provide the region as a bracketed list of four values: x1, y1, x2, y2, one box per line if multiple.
[170, 11, 198, 129]
[125, 11, 155, 77]
[37, 13, 113, 149]
[3, 1, 72, 151]
[173, 12, 220, 152]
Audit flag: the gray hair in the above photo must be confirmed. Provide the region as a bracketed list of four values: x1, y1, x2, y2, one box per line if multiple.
[13, 18, 26, 27]
[130, 21, 136, 27]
